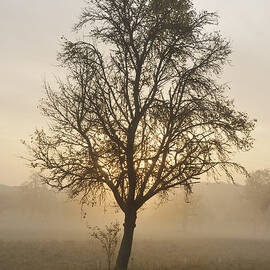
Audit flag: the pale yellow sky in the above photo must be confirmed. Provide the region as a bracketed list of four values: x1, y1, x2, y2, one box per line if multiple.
[0, 0, 269, 186]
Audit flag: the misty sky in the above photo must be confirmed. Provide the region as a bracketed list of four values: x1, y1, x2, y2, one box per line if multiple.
[1, 0, 269, 186]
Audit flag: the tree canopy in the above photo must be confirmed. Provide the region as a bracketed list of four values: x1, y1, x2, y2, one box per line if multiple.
[25, 0, 255, 269]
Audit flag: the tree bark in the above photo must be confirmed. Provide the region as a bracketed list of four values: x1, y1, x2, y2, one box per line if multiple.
[115, 209, 137, 270]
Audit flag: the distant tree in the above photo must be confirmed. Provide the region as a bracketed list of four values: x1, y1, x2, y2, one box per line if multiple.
[21, 173, 47, 194]
[177, 191, 202, 233]
[25, 0, 255, 269]
[245, 169, 270, 214]
[244, 169, 270, 236]
[20, 173, 55, 217]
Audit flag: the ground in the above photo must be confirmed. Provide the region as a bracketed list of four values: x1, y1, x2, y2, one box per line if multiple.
[1, 237, 270, 270]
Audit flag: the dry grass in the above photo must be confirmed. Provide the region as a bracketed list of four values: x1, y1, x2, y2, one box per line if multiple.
[1, 237, 270, 270]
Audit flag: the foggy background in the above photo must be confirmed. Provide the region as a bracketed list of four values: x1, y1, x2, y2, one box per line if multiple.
[1, 179, 269, 241]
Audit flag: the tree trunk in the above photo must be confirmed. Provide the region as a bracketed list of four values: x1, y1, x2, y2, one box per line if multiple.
[115, 210, 137, 270]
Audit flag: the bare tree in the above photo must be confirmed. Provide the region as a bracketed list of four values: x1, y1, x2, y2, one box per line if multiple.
[25, 0, 255, 269]
[88, 221, 121, 270]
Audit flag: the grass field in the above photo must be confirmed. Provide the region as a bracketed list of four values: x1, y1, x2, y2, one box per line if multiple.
[1, 237, 270, 270]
